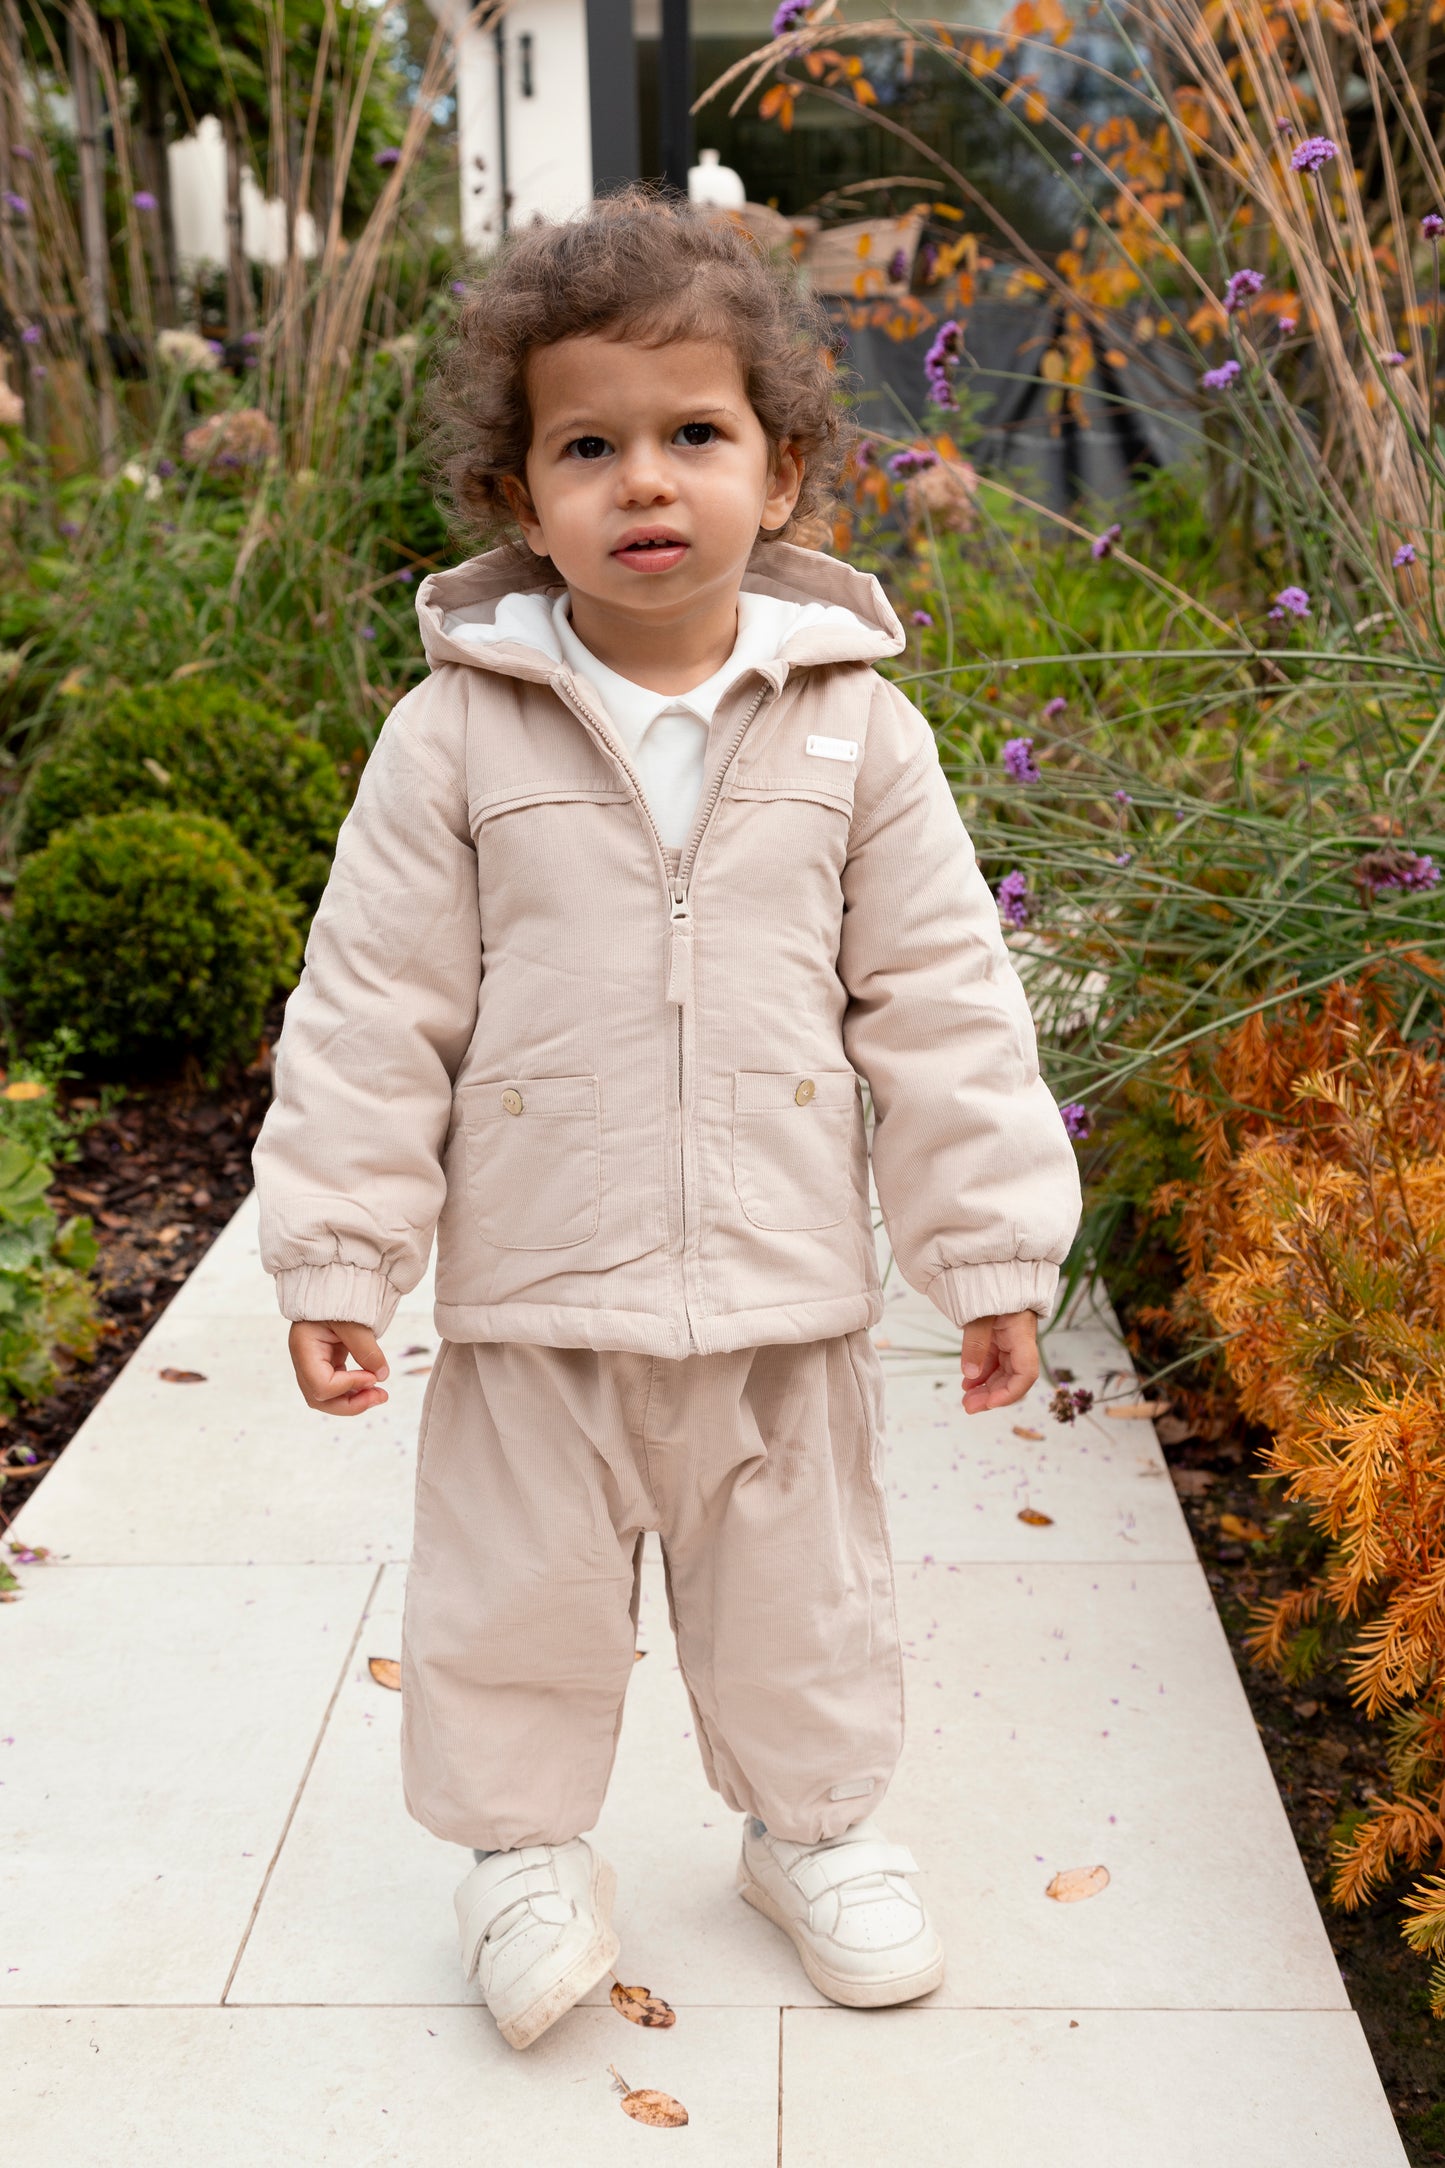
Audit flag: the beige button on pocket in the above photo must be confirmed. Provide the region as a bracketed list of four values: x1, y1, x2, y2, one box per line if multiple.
[794, 1078, 816, 1106]
[501, 1088, 524, 1115]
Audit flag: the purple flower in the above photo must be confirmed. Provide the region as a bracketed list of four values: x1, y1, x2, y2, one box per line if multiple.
[1050, 1384, 1095, 1424]
[1113, 787, 1132, 804]
[360, 624, 376, 640]
[888, 248, 908, 283]
[996, 868, 1031, 928]
[917, 241, 937, 280]
[451, 280, 467, 296]
[1200, 358, 1241, 391]
[1222, 267, 1264, 313]
[156, 457, 175, 478]
[1393, 542, 1417, 567]
[855, 439, 875, 467]
[1291, 136, 1338, 174]
[1354, 847, 1441, 898]
[132, 189, 158, 211]
[1278, 315, 1297, 336]
[1269, 584, 1310, 619]
[206, 339, 224, 358]
[887, 447, 938, 479]
[21, 323, 39, 345]
[1090, 522, 1122, 560]
[3, 192, 27, 216]
[1003, 736, 1040, 783]
[911, 608, 934, 627]
[1070, 149, 1084, 163]
[1424, 213, 1445, 240]
[772, 0, 810, 30]
[373, 146, 401, 167]
[1274, 115, 1294, 134]
[395, 567, 415, 583]
[1060, 1101, 1092, 1141]
[1042, 695, 1067, 720]
[58, 519, 80, 537]
[1383, 349, 1406, 366]
[924, 319, 964, 410]
[12, 145, 30, 162]
[1114, 850, 1133, 865]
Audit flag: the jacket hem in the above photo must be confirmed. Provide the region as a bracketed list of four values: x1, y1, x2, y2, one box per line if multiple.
[431, 1289, 880, 1357]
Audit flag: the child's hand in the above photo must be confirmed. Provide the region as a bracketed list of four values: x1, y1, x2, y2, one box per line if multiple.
[960, 1310, 1039, 1415]
[288, 1320, 390, 1416]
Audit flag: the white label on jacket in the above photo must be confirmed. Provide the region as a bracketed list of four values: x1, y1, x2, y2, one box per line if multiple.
[806, 734, 858, 763]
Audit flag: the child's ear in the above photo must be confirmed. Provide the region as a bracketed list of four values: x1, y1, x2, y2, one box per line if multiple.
[501, 471, 547, 555]
[760, 441, 805, 535]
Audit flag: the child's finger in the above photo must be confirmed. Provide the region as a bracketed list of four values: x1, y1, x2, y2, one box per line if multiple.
[332, 1322, 390, 1380]
[959, 1317, 997, 1386]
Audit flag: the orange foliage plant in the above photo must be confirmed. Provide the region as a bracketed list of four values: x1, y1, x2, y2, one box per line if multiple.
[1167, 981, 1445, 2013]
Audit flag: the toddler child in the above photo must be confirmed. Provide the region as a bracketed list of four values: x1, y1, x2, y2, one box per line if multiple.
[252, 191, 1082, 2051]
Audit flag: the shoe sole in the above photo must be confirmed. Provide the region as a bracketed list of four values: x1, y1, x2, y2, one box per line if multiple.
[736, 1859, 946, 2009]
[494, 1858, 621, 2051]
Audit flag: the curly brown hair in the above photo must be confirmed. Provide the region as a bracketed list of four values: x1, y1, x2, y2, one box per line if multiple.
[426, 189, 852, 567]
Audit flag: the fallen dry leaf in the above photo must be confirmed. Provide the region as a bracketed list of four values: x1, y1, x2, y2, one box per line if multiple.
[1013, 1425, 1044, 1440]
[1046, 1863, 1110, 1903]
[610, 2067, 688, 2127]
[1154, 1415, 1196, 1447]
[158, 1367, 207, 1384]
[611, 1980, 677, 2029]
[1018, 1506, 1054, 1526]
[399, 1344, 429, 1358]
[1293, 1699, 1319, 1720]
[1218, 1512, 1267, 1542]
[1170, 1467, 1216, 1498]
[634, 1648, 647, 1661]
[368, 1656, 402, 1690]
[405, 1363, 432, 1375]
[1106, 1401, 1168, 1420]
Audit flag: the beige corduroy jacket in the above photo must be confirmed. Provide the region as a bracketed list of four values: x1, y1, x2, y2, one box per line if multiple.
[252, 540, 1082, 1356]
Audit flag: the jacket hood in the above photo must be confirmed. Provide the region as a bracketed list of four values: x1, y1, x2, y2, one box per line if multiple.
[414, 539, 906, 685]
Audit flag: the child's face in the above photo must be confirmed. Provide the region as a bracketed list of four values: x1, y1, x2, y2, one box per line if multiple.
[510, 334, 803, 635]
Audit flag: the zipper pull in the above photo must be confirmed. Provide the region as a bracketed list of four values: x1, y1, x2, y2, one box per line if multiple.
[666, 882, 692, 1006]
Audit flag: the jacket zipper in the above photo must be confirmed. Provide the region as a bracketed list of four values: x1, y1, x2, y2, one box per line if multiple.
[556, 674, 775, 1351]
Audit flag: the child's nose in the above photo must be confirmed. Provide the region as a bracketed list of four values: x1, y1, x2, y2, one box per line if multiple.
[615, 448, 675, 506]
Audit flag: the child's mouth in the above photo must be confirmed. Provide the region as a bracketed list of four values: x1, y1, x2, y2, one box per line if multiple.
[612, 533, 688, 573]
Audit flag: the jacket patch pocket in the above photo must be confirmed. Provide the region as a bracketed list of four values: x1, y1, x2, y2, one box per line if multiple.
[461, 1075, 601, 1250]
[732, 1069, 858, 1233]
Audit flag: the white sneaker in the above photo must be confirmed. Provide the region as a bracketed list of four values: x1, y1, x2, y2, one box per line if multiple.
[737, 1816, 945, 2008]
[454, 1839, 620, 2049]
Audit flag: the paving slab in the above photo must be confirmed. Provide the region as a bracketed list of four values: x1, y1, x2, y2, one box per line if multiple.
[0, 2005, 779, 2166]
[779, 2008, 1409, 2167]
[0, 1560, 376, 2005]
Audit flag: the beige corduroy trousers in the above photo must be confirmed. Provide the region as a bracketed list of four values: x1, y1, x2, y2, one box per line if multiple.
[397, 1329, 904, 1853]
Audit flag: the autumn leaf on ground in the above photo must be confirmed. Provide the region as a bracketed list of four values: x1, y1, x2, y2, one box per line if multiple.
[158, 1367, 207, 1383]
[1170, 1468, 1216, 1498]
[634, 1648, 648, 1661]
[1218, 1512, 1267, 1542]
[609, 2066, 688, 2125]
[405, 1364, 432, 1375]
[611, 1980, 677, 2028]
[1046, 1864, 1110, 1902]
[1013, 1425, 1044, 1440]
[368, 1656, 401, 1690]
[399, 1345, 430, 1358]
[1018, 1506, 1054, 1525]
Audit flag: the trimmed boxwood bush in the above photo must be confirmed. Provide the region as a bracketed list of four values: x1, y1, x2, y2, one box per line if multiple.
[17, 682, 346, 915]
[3, 809, 300, 1083]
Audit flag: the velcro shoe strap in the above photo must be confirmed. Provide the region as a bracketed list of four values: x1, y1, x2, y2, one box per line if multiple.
[791, 1841, 919, 1902]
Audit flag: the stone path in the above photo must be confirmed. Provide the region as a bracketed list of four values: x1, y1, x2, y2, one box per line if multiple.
[1, 1192, 1409, 2163]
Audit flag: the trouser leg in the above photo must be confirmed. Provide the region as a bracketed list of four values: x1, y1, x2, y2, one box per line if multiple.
[399, 1338, 651, 1851]
[651, 1328, 904, 1846]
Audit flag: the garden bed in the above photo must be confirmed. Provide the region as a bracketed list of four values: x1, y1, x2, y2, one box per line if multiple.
[0, 1060, 271, 1538]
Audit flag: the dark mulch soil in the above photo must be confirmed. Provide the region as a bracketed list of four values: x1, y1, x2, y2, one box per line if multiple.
[0, 1064, 273, 1539]
[1159, 1420, 1445, 2164]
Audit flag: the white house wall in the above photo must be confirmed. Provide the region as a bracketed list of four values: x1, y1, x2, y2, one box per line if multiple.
[167, 113, 317, 271]
[430, 0, 594, 247]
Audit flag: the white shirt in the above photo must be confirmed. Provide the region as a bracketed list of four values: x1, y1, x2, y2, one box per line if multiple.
[447, 586, 866, 849]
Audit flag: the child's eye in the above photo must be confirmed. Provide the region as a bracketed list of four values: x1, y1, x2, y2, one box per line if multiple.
[566, 435, 611, 460]
[675, 422, 717, 447]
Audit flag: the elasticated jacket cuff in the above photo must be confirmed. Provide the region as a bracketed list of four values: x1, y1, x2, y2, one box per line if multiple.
[274, 1263, 403, 1335]
[926, 1258, 1060, 1328]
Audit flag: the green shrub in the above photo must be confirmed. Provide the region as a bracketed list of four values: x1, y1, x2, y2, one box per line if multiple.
[17, 682, 346, 915]
[0, 1133, 100, 1416]
[3, 809, 300, 1084]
